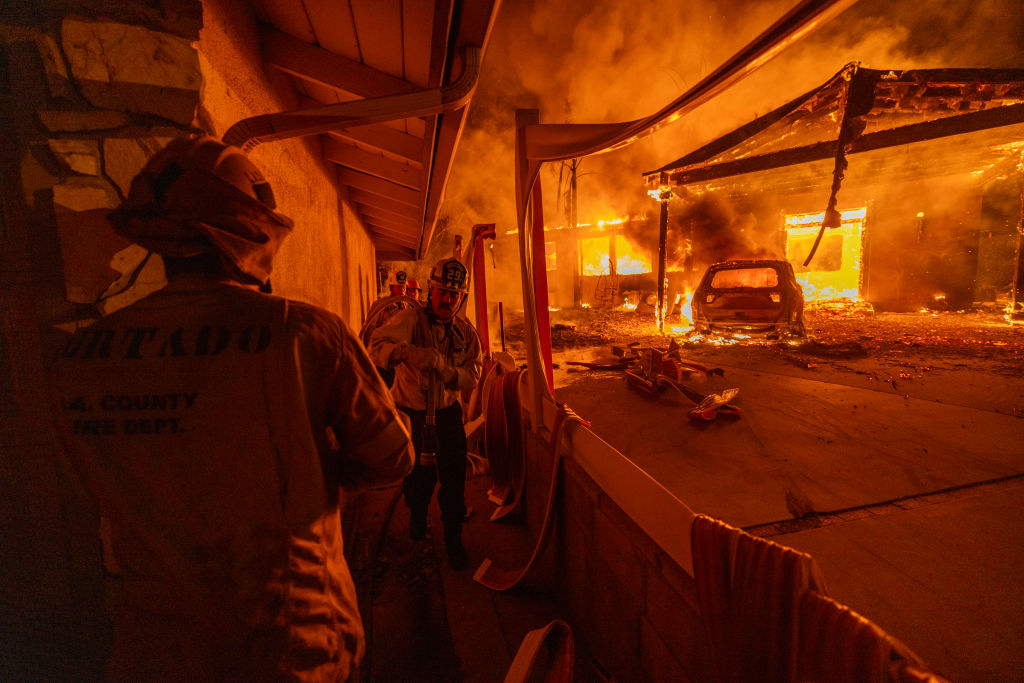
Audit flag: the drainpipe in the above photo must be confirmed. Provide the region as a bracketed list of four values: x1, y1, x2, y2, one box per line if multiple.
[222, 46, 482, 152]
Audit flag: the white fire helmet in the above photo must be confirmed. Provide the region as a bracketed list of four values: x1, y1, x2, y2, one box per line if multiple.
[144, 135, 280, 210]
[427, 258, 469, 294]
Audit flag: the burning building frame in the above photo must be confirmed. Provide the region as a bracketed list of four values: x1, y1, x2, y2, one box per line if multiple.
[643, 63, 1024, 316]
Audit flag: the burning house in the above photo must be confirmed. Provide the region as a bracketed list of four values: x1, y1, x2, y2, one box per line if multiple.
[643, 63, 1024, 315]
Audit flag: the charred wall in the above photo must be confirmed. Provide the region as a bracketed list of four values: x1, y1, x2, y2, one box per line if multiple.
[662, 163, 1012, 312]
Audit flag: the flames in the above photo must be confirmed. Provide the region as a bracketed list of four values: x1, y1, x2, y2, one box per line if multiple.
[580, 233, 653, 276]
[616, 237, 652, 275]
[785, 207, 866, 304]
[580, 237, 611, 276]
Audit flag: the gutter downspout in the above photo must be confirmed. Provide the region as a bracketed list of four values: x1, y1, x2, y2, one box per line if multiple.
[222, 46, 482, 152]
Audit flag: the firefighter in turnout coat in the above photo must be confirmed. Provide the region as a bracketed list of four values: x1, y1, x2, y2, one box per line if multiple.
[48, 136, 414, 681]
[369, 257, 482, 569]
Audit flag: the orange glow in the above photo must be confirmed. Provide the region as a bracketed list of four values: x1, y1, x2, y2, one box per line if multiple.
[785, 207, 865, 303]
[580, 237, 610, 276]
[615, 236, 652, 275]
[679, 290, 693, 325]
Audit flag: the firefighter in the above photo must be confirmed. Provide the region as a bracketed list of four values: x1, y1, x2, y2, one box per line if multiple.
[388, 270, 408, 296]
[358, 273, 420, 390]
[47, 135, 414, 681]
[360, 272, 419, 349]
[405, 278, 422, 301]
[369, 257, 482, 570]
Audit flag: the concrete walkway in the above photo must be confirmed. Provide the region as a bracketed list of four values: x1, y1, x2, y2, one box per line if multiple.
[345, 471, 598, 682]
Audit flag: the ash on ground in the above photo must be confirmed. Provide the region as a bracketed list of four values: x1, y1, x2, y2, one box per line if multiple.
[499, 304, 1024, 382]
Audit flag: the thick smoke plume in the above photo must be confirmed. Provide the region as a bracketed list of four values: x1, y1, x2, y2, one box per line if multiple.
[436, 0, 1024, 310]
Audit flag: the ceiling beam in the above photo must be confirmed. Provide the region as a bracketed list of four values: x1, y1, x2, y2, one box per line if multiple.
[325, 138, 424, 190]
[347, 188, 422, 220]
[369, 227, 419, 248]
[338, 168, 422, 208]
[261, 26, 419, 99]
[327, 127, 423, 163]
[366, 222, 419, 245]
[666, 103, 1024, 187]
[377, 247, 417, 261]
[360, 206, 419, 230]
[364, 212, 419, 236]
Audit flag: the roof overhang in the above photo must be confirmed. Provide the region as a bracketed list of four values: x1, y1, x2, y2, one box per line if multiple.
[226, 0, 502, 261]
[646, 65, 1024, 194]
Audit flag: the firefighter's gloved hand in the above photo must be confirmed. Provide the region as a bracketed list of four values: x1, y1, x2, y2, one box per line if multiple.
[398, 344, 443, 373]
[439, 365, 458, 386]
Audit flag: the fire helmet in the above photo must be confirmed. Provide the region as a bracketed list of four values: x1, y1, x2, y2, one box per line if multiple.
[139, 135, 281, 210]
[108, 135, 294, 284]
[386, 271, 407, 293]
[405, 278, 421, 293]
[427, 257, 469, 294]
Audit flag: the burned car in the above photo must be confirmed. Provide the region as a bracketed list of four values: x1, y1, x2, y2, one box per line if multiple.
[691, 259, 806, 337]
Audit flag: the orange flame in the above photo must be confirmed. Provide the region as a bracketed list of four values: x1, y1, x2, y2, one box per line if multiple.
[785, 207, 865, 304]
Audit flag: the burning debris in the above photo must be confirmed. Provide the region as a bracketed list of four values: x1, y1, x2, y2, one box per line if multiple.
[618, 340, 741, 421]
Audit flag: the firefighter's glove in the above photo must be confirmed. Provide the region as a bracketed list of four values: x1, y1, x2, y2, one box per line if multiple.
[396, 344, 443, 374]
[439, 365, 458, 386]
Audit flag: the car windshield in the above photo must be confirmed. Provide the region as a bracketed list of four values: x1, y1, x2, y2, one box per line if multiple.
[709, 267, 779, 289]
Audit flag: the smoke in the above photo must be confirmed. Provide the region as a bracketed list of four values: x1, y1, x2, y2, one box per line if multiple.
[437, 0, 1024, 309]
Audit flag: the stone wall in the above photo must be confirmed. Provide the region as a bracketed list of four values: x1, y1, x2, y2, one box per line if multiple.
[0, 1, 377, 677]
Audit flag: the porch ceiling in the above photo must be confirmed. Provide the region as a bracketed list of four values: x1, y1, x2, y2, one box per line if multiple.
[247, 0, 501, 261]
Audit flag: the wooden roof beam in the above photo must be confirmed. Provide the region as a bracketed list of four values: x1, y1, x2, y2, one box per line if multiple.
[261, 26, 419, 99]
[360, 206, 419, 230]
[363, 212, 419, 236]
[325, 138, 424, 190]
[377, 247, 417, 261]
[367, 224, 419, 247]
[347, 188, 422, 221]
[665, 103, 1024, 186]
[337, 168, 422, 208]
[327, 127, 423, 163]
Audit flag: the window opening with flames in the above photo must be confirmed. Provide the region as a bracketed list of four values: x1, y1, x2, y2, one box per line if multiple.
[784, 207, 866, 302]
[579, 234, 653, 276]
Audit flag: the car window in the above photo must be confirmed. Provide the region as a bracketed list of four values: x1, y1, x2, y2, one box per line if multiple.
[710, 267, 779, 288]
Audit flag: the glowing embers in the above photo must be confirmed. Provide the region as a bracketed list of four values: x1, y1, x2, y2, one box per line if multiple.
[785, 207, 865, 302]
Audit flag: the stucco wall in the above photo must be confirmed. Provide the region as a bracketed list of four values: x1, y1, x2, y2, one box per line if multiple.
[196, 0, 376, 327]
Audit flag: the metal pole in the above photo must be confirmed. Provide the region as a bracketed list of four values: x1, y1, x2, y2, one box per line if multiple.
[1011, 156, 1024, 320]
[532, 180, 555, 391]
[473, 235, 491, 355]
[657, 190, 670, 333]
[498, 301, 506, 352]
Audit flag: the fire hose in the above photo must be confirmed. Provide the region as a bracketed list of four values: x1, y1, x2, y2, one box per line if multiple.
[475, 403, 590, 591]
[485, 369, 526, 521]
[484, 370, 523, 506]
